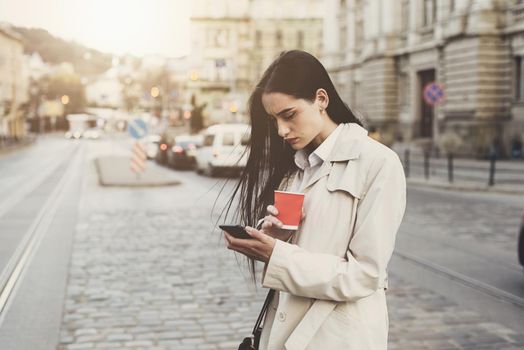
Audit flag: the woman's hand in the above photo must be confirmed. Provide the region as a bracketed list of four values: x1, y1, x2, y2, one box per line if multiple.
[260, 205, 305, 241]
[224, 226, 275, 263]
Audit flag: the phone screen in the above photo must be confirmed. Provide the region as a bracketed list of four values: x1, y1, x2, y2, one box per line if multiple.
[219, 225, 253, 239]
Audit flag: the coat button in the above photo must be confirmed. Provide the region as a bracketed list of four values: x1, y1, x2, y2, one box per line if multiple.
[278, 311, 286, 322]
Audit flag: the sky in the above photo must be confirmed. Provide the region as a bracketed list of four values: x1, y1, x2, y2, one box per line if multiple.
[0, 0, 191, 57]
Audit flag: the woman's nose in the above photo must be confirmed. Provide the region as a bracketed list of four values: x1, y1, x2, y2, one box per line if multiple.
[277, 121, 290, 138]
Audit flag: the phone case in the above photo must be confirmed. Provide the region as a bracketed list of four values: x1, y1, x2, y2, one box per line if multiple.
[219, 225, 253, 239]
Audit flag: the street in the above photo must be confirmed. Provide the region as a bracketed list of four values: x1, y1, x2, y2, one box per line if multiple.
[0, 134, 523, 350]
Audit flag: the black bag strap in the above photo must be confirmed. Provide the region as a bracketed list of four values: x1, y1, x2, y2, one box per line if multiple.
[252, 289, 275, 336]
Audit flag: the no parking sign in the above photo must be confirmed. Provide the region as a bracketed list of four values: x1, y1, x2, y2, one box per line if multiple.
[423, 82, 445, 106]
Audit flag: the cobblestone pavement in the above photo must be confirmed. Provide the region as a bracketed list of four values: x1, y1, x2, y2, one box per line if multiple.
[58, 208, 265, 350]
[387, 274, 524, 350]
[57, 146, 524, 349]
[58, 205, 524, 350]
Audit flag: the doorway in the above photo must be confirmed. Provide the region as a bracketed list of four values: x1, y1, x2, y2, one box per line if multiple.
[418, 69, 436, 138]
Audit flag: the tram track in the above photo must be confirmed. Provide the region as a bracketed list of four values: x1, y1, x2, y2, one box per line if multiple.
[394, 249, 524, 309]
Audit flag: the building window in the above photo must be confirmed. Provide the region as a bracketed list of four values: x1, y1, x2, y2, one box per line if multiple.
[515, 56, 523, 100]
[276, 30, 283, 47]
[255, 30, 262, 48]
[297, 31, 304, 49]
[423, 0, 437, 26]
[450, 0, 455, 12]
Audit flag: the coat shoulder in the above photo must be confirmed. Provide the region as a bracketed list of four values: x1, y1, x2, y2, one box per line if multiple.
[357, 136, 405, 195]
[359, 136, 402, 168]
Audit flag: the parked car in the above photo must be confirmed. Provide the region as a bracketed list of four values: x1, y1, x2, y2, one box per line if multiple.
[64, 130, 82, 139]
[83, 128, 102, 140]
[155, 129, 177, 165]
[167, 135, 203, 169]
[195, 123, 250, 176]
[519, 212, 524, 270]
[142, 134, 161, 159]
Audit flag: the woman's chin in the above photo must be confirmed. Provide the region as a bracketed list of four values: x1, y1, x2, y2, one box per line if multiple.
[290, 142, 304, 150]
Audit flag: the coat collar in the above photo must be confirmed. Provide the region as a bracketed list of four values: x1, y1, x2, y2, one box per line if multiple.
[300, 123, 368, 191]
[327, 123, 368, 162]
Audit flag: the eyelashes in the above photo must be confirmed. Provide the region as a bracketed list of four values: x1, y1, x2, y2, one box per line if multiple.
[269, 112, 295, 126]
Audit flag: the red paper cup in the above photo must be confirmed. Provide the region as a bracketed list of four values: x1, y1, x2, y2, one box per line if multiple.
[274, 190, 305, 230]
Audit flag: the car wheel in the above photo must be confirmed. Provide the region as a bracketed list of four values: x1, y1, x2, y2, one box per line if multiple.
[206, 164, 217, 177]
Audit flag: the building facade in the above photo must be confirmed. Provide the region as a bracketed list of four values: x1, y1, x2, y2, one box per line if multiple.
[324, 0, 524, 157]
[189, 0, 323, 126]
[0, 26, 28, 140]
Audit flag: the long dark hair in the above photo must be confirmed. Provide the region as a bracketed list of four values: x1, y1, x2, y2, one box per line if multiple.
[222, 50, 362, 278]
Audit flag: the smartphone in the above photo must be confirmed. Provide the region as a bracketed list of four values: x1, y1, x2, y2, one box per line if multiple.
[219, 225, 253, 239]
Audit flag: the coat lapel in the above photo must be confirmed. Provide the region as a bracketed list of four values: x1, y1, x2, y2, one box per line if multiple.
[301, 159, 332, 192]
[301, 123, 368, 193]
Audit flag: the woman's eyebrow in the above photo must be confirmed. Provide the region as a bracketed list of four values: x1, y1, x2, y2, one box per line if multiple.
[275, 107, 294, 116]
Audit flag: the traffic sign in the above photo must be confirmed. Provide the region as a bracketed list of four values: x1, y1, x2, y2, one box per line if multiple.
[423, 82, 445, 106]
[128, 118, 148, 139]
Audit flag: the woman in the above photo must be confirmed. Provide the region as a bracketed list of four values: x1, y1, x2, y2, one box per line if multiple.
[223, 50, 406, 350]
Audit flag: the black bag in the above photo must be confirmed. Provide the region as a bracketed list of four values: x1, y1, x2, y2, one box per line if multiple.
[238, 289, 275, 350]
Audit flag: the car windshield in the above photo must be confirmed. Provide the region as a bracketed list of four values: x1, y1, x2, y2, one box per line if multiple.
[203, 135, 214, 146]
[222, 132, 235, 146]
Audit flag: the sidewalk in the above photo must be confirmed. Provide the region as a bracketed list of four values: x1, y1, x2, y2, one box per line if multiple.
[394, 148, 524, 195]
[406, 177, 524, 195]
[0, 135, 36, 155]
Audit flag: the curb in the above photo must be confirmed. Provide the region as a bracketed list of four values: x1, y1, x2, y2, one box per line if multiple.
[407, 178, 524, 196]
[94, 157, 182, 188]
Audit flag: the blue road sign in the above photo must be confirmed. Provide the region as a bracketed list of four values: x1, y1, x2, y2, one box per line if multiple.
[128, 118, 148, 139]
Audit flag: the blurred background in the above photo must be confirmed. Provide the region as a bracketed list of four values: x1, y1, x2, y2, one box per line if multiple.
[1, 1, 524, 350]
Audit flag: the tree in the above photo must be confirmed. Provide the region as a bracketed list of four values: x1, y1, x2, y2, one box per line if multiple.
[46, 69, 86, 114]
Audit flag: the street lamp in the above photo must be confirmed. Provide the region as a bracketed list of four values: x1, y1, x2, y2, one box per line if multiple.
[150, 86, 160, 98]
[61, 95, 70, 105]
[190, 71, 200, 81]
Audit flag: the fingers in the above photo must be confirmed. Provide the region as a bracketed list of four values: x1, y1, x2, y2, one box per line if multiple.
[245, 226, 267, 241]
[261, 215, 283, 230]
[224, 228, 275, 263]
[267, 205, 279, 216]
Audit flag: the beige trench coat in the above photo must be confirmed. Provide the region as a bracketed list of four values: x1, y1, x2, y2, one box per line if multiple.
[259, 123, 406, 350]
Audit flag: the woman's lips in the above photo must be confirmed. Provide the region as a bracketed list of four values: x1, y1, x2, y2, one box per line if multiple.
[285, 137, 299, 145]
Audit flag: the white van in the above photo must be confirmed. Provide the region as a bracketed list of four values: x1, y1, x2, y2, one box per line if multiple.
[195, 123, 251, 176]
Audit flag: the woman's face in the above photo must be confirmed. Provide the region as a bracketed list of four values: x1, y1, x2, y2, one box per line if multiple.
[262, 91, 335, 150]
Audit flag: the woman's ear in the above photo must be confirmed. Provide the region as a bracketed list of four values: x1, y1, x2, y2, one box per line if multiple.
[316, 88, 329, 110]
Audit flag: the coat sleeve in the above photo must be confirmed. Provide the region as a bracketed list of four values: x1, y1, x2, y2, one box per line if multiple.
[262, 154, 406, 302]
